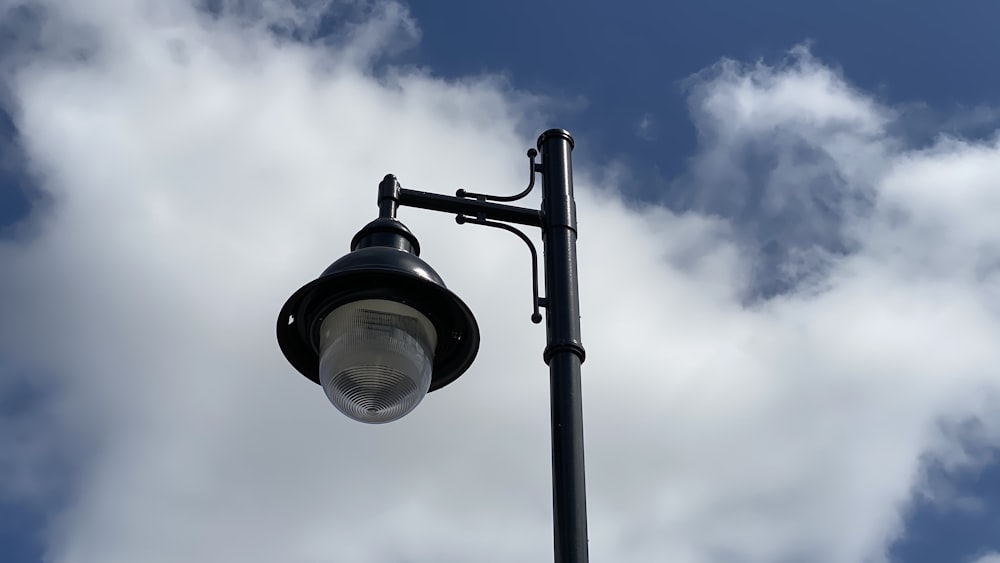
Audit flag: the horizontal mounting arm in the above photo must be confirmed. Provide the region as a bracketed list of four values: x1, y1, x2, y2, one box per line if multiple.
[398, 188, 542, 228]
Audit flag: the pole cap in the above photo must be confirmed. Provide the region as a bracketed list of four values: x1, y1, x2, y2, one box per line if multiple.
[537, 128, 574, 150]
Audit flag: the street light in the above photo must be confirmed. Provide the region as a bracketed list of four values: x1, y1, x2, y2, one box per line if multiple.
[276, 216, 480, 423]
[277, 129, 588, 562]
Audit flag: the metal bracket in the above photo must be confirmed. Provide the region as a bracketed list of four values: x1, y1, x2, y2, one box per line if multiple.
[451, 147, 545, 324]
[455, 214, 544, 324]
[456, 149, 539, 203]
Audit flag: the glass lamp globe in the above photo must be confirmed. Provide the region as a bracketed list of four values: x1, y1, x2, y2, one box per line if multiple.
[318, 299, 438, 423]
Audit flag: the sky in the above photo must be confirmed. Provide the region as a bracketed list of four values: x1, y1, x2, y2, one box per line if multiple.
[1, 1, 1000, 562]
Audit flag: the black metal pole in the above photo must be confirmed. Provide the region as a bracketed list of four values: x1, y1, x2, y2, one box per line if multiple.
[386, 129, 589, 561]
[537, 129, 589, 563]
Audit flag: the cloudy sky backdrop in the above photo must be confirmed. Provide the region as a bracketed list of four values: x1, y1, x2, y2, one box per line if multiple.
[2, 1, 1000, 562]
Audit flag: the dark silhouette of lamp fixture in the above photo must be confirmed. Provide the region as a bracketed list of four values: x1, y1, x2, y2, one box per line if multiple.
[276, 216, 479, 423]
[276, 130, 589, 563]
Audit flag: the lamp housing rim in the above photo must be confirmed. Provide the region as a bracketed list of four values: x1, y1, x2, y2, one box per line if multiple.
[277, 244, 480, 393]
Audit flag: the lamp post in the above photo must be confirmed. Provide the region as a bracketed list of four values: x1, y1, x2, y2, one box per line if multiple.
[277, 129, 588, 562]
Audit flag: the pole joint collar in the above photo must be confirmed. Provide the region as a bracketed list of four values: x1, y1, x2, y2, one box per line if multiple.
[543, 340, 586, 364]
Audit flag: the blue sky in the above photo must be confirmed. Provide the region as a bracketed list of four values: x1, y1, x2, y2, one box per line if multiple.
[404, 1, 1000, 196]
[2, 1, 1000, 562]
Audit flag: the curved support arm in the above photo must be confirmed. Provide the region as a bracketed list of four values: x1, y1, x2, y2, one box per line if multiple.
[456, 149, 539, 203]
[390, 146, 548, 326]
[455, 214, 544, 324]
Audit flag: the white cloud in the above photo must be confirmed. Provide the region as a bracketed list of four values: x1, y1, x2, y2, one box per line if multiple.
[636, 112, 657, 140]
[1, 2, 999, 562]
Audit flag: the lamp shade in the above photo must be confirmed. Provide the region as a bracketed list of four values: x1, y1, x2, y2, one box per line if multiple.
[318, 299, 437, 423]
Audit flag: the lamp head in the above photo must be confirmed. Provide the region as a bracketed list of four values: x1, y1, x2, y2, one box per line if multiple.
[277, 218, 480, 423]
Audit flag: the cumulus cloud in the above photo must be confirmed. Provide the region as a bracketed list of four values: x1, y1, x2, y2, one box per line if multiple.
[1, 2, 999, 563]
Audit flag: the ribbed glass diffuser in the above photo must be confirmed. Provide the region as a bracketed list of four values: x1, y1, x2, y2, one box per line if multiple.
[318, 299, 437, 423]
